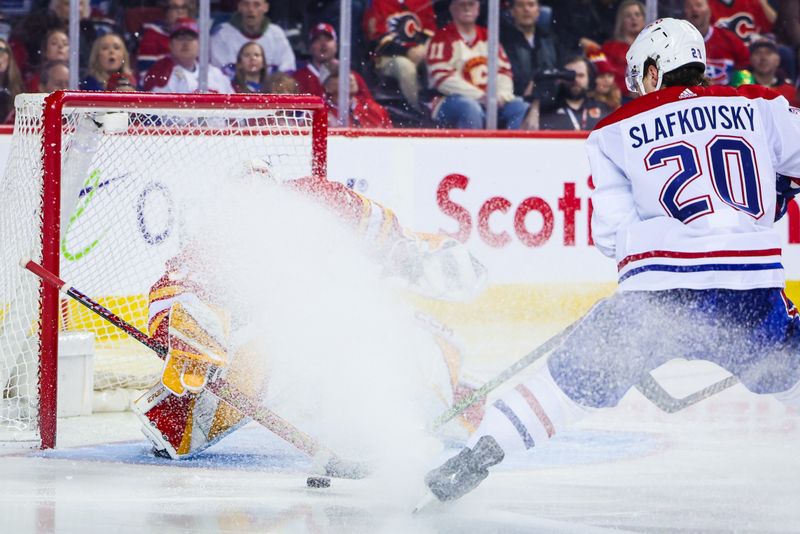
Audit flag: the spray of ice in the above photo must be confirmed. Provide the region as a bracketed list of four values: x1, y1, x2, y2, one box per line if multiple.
[181, 174, 448, 502]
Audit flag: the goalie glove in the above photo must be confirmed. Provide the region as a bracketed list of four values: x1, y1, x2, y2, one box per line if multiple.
[162, 300, 230, 396]
[388, 233, 488, 301]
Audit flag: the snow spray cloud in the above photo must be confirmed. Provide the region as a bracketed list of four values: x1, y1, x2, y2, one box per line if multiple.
[181, 175, 446, 501]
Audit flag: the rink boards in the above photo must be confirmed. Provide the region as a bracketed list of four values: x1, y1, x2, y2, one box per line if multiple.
[326, 130, 800, 317]
[3, 128, 800, 334]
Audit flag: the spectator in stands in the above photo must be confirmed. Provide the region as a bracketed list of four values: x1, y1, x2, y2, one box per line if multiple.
[551, 0, 620, 57]
[0, 37, 24, 124]
[42, 27, 70, 64]
[362, 0, 436, 111]
[294, 23, 373, 98]
[136, 0, 196, 84]
[210, 0, 295, 78]
[427, 0, 529, 129]
[709, 0, 776, 43]
[748, 38, 798, 104]
[144, 18, 233, 93]
[685, 0, 750, 85]
[80, 33, 132, 90]
[601, 0, 645, 97]
[12, 0, 120, 77]
[500, 0, 559, 109]
[539, 55, 610, 131]
[232, 42, 268, 92]
[709, 0, 798, 81]
[588, 51, 621, 111]
[26, 28, 69, 91]
[105, 71, 136, 92]
[323, 66, 392, 128]
[38, 60, 70, 93]
[775, 0, 800, 56]
[264, 71, 299, 94]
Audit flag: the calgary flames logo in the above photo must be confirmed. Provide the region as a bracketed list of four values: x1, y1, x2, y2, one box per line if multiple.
[388, 12, 422, 43]
[716, 12, 758, 41]
[462, 56, 488, 88]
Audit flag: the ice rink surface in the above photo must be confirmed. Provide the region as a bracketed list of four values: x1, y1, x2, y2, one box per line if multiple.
[1, 359, 798, 534]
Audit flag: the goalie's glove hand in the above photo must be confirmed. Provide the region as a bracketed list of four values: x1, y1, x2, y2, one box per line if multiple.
[388, 233, 487, 301]
[162, 300, 230, 396]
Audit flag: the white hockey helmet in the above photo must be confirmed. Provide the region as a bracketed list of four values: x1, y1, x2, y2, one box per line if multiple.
[625, 18, 706, 94]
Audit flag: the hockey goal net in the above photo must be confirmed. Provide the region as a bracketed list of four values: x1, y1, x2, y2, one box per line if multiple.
[0, 92, 327, 447]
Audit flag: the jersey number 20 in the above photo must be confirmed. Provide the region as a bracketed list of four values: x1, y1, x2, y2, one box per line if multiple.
[645, 137, 764, 223]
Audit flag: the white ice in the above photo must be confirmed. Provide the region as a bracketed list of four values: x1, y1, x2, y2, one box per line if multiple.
[1, 358, 798, 534]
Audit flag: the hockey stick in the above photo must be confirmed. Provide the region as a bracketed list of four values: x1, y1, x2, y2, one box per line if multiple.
[434, 319, 740, 429]
[22, 258, 366, 479]
[635, 372, 739, 414]
[432, 320, 579, 430]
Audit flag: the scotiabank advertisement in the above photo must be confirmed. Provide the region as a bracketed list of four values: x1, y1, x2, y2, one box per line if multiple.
[326, 131, 800, 324]
[328, 133, 615, 285]
[2, 130, 800, 323]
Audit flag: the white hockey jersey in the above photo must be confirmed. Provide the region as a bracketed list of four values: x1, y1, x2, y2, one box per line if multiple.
[147, 60, 234, 94]
[210, 21, 296, 77]
[587, 84, 800, 291]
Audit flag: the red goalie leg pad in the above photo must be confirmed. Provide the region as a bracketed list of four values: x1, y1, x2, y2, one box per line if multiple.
[134, 384, 249, 458]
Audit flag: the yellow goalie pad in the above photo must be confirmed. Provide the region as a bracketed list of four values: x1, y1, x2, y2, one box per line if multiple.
[162, 301, 230, 396]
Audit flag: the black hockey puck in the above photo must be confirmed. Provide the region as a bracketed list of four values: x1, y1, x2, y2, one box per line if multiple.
[306, 476, 331, 488]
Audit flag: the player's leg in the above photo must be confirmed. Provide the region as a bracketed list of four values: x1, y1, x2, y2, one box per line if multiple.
[697, 288, 800, 409]
[133, 383, 248, 459]
[134, 340, 270, 459]
[424, 291, 683, 502]
[412, 310, 486, 437]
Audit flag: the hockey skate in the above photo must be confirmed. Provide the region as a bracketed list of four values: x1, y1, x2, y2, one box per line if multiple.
[423, 435, 505, 503]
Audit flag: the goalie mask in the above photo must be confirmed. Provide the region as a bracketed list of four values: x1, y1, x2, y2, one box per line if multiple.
[625, 18, 706, 94]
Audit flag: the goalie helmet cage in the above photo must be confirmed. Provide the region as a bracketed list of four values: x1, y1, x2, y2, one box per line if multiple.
[0, 91, 328, 448]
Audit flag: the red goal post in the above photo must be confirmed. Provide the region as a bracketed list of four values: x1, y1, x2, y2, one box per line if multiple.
[0, 91, 328, 448]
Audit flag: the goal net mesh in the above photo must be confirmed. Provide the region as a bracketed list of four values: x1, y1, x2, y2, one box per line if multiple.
[0, 93, 322, 445]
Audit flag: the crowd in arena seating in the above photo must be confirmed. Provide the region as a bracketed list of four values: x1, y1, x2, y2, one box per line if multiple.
[0, 0, 796, 130]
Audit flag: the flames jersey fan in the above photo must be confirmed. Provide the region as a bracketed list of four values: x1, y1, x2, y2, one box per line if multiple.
[426, 23, 515, 104]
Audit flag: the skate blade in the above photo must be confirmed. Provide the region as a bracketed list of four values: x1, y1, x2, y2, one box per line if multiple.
[412, 491, 439, 514]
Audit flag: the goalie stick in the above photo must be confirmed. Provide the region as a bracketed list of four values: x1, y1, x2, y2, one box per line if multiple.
[22, 258, 366, 479]
[434, 319, 739, 429]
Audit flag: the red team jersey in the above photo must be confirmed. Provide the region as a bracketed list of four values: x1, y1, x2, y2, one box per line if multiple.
[601, 40, 633, 94]
[703, 25, 750, 85]
[293, 65, 374, 100]
[363, 0, 436, 55]
[710, 0, 773, 42]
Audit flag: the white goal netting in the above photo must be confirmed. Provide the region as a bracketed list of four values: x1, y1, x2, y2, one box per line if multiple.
[0, 92, 325, 446]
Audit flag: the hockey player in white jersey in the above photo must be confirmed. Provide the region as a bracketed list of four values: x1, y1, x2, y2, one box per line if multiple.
[422, 17, 800, 504]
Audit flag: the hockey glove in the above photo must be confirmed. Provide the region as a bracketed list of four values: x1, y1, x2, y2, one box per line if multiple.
[392, 233, 488, 301]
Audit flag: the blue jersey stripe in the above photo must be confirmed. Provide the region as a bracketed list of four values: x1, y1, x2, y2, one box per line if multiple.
[492, 399, 535, 449]
[619, 262, 784, 283]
